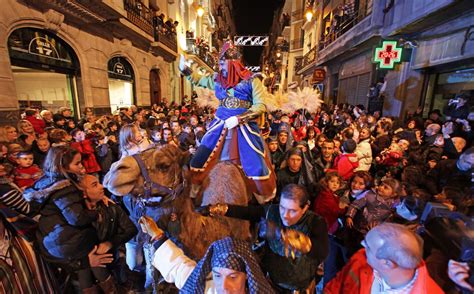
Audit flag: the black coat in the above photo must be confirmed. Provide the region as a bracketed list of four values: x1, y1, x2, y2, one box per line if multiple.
[31, 173, 98, 262]
[93, 202, 137, 249]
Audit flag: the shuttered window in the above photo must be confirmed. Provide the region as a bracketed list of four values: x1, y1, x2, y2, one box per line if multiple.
[338, 73, 371, 107]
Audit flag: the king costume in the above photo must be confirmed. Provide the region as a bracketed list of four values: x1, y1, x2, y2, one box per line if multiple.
[181, 41, 276, 201]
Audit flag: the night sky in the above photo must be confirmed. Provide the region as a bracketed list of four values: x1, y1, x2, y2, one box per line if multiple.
[231, 0, 285, 66]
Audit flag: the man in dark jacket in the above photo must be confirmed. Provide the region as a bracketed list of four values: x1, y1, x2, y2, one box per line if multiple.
[197, 184, 329, 293]
[427, 147, 474, 193]
[79, 174, 137, 290]
[314, 139, 336, 181]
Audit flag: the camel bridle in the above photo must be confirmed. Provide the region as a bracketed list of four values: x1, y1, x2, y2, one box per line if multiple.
[132, 153, 185, 206]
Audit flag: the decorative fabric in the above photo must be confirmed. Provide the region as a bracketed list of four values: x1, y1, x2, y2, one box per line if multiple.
[216, 60, 253, 89]
[180, 237, 275, 294]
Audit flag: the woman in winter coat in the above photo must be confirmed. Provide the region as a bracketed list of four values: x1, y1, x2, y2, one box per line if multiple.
[28, 146, 115, 293]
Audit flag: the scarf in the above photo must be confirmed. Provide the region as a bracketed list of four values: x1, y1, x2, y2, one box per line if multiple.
[216, 60, 253, 89]
[180, 237, 275, 294]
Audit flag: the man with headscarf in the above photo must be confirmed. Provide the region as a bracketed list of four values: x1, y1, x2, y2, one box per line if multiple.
[179, 40, 275, 204]
[139, 216, 275, 293]
[196, 184, 329, 293]
[276, 147, 317, 200]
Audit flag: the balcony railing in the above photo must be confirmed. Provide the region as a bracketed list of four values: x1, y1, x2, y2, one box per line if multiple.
[291, 38, 304, 50]
[296, 46, 318, 72]
[185, 39, 216, 70]
[294, 56, 303, 72]
[154, 29, 178, 52]
[318, 4, 372, 51]
[124, 0, 154, 35]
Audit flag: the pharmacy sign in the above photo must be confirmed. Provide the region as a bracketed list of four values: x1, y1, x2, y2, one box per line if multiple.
[373, 41, 402, 69]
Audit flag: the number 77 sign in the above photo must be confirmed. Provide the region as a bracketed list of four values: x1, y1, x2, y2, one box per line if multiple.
[373, 41, 403, 69]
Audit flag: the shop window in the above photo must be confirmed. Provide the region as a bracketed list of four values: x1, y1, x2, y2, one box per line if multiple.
[8, 28, 80, 115]
[108, 57, 135, 113]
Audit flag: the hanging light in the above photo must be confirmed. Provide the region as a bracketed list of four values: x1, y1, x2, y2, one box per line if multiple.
[276, 52, 281, 58]
[305, 8, 314, 22]
[197, 5, 205, 17]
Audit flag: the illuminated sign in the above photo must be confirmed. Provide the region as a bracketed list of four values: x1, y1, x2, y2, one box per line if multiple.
[312, 69, 326, 83]
[234, 36, 269, 46]
[246, 66, 261, 72]
[373, 41, 402, 69]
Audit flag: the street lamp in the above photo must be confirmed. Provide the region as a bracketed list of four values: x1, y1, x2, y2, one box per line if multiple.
[197, 5, 205, 17]
[305, 8, 313, 22]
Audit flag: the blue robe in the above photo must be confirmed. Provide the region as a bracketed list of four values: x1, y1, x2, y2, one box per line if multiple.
[189, 74, 270, 180]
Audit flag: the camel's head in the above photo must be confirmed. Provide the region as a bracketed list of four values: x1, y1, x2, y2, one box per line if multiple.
[104, 145, 190, 197]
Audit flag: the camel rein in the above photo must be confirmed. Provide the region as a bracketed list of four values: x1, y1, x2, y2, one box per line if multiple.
[132, 153, 185, 206]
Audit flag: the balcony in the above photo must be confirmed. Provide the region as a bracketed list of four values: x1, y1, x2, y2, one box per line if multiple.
[124, 0, 154, 35]
[318, 3, 372, 52]
[150, 15, 178, 61]
[24, 0, 123, 24]
[296, 46, 318, 74]
[185, 38, 216, 72]
[294, 56, 303, 72]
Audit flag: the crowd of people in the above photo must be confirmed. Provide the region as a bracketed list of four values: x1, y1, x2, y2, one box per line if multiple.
[1, 36, 473, 293]
[0, 91, 472, 293]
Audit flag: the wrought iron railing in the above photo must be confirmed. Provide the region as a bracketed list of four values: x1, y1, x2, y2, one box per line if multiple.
[185, 39, 216, 70]
[296, 45, 318, 72]
[154, 28, 178, 52]
[318, 5, 372, 51]
[123, 0, 154, 35]
[294, 56, 303, 72]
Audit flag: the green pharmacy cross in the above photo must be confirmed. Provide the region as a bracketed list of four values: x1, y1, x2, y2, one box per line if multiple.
[374, 41, 403, 69]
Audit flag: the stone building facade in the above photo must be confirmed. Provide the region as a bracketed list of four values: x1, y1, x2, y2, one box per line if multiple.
[0, 0, 179, 123]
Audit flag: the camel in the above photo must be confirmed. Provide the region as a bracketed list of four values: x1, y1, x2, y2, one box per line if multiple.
[103, 144, 252, 259]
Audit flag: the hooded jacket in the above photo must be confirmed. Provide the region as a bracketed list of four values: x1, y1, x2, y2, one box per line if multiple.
[330, 153, 359, 180]
[27, 173, 98, 264]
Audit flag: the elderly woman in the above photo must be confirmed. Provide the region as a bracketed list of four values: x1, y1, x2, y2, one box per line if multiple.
[139, 216, 275, 293]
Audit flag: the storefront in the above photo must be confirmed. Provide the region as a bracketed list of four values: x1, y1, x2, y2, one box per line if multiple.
[107, 57, 135, 113]
[410, 17, 474, 117]
[421, 66, 474, 117]
[336, 51, 373, 107]
[8, 27, 81, 115]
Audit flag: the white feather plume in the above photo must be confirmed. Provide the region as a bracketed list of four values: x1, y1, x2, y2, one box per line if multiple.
[194, 86, 219, 109]
[286, 87, 323, 113]
[265, 91, 289, 113]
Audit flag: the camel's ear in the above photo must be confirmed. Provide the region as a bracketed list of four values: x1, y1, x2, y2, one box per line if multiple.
[103, 156, 140, 196]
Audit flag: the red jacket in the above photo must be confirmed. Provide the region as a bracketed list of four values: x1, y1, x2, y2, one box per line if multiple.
[25, 115, 46, 134]
[313, 189, 345, 234]
[70, 139, 101, 173]
[13, 165, 44, 188]
[324, 249, 444, 294]
[331, 153, 359, 180]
